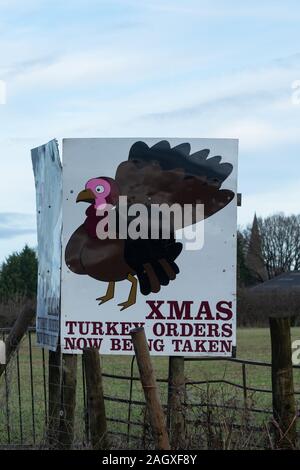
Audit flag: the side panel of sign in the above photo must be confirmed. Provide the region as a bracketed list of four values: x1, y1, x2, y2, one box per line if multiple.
[31, 140, 62, 350]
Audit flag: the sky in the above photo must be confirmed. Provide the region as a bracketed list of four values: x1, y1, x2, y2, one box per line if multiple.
[0, 0, 300, 262]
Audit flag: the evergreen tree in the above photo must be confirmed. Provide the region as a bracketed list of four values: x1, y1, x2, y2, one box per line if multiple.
[0, 245, 37, 301]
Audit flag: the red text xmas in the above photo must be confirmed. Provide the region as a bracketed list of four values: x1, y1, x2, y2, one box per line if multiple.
[63, 299, 234, 353]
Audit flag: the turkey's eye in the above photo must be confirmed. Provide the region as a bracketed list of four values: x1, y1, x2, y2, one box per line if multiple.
[95, 185, 104, 194]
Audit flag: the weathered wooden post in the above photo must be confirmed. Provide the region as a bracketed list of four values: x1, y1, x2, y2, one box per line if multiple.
[269, 316, 297, 449]
[83, 348, 108, 449]
[58, 354, 78, 449]
[130, 327, 170, 450]
[0, 300, 35, 378]
[241, 362, 251, 430]
[48, 347, 62, 448]
[168, 356, 186, 449]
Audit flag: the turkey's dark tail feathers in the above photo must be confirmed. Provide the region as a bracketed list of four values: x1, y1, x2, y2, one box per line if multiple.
[137, 242, 182, 295]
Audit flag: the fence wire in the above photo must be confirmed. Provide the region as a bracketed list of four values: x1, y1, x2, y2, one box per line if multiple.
[0, 327, 299, 449]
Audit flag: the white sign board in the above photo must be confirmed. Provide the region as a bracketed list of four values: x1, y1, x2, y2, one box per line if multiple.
[32, 140, 62, 350]
[61, 138, 238, 356]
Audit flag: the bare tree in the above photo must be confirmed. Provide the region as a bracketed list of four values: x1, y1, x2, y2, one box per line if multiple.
[244, 213, 300, 279]
[246, 214, 268, 283]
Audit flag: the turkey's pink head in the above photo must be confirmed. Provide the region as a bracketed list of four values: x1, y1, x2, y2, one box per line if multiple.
[76, 177, 119, 210]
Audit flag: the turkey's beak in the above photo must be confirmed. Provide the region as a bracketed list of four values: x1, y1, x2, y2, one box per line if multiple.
[76, 188, 95, 203]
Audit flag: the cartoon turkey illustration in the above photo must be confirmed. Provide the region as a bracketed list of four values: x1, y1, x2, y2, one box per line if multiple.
[65, 140, 234, 310]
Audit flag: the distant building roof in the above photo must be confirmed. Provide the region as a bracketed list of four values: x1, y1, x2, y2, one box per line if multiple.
[251, 271, 300, 292]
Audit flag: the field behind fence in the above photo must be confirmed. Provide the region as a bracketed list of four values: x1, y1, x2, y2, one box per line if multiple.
[0, 327, 300, 450]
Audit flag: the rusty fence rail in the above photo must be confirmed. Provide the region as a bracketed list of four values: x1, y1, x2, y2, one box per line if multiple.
[0, 327, 299, 448]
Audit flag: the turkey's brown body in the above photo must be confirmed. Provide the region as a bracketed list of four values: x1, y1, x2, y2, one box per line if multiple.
[64, 140, 235, 309]
[65, 225, 134, 282]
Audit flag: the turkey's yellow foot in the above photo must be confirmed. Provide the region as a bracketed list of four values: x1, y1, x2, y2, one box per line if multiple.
[97, 281, 115, 305]
[118, 274, 137, 311]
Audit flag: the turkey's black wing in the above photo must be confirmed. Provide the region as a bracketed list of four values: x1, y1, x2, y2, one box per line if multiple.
[124, 237, 183, 295]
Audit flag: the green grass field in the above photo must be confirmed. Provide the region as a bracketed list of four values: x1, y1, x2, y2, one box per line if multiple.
[1, 327, 299, 448]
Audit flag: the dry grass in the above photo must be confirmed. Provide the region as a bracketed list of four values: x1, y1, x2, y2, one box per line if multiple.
[1, 327, 300, 449]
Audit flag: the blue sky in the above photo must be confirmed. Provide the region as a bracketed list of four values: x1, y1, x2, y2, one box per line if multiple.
[0, 0, 300, 262]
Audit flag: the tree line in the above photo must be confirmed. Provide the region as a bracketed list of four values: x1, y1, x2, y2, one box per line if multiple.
[0, 245, 37, 302]
[238, 213, 300, 287]
[0, 212, 299, 302]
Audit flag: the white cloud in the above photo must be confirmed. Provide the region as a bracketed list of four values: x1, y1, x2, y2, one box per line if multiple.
[238, 180, 300, 226]
[0, 0, 300, 260]
[0, 233, 37, 264]
[0, 0, 38, 7]
[11, 50, 141, 91]
[215, 118, 300, 151]
[113, 0, 300, 20]
[0, 138, 42, 214]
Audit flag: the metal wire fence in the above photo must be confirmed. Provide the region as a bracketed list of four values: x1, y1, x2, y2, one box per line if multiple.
[0, 327, 299, 449]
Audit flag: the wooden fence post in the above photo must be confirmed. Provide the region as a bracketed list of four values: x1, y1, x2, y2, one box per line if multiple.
[83, 348, 108, 449]
[0, 300, 35, 378]
[130, 327, 170, 450]
[269, 316, 297, 449]
[48, 346, 62, 448]
[168, 356, 186, 449]
[58, 354, 78, 449]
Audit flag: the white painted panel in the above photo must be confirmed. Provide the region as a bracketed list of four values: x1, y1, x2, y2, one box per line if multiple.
[61, 138, 238, 356]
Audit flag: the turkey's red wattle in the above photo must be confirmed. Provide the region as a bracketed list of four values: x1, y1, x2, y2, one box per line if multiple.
[84, 205, 107, 238]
